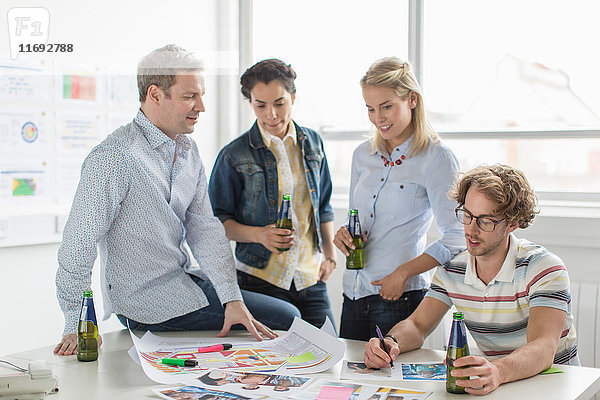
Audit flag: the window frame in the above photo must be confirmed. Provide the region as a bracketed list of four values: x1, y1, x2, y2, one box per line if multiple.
[244, 0, 600, 201]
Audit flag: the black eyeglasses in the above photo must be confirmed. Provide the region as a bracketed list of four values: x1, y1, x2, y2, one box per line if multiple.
[455, 207, 505, 232]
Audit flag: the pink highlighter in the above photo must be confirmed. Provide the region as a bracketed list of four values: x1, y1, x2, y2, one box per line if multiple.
[197, 343, 233, 353]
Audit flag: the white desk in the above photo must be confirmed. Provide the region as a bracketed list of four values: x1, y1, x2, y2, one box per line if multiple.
[4, 329, 600, 399]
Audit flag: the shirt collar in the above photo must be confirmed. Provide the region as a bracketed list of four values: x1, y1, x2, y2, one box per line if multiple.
[134, 109, 191, 151]
[258, 121, 297, 147]
[464, 233, 518, 287]
[371, 135, 414, 158]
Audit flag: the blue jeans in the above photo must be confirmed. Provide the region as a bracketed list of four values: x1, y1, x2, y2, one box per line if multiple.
[117, 274, 300, 332]
[339, 289, 427, 341]
[237, 271, 335, 330]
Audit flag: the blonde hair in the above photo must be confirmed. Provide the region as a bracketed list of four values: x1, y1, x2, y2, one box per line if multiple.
[360, 57, 438, 156]
[449, 164, 538, 229]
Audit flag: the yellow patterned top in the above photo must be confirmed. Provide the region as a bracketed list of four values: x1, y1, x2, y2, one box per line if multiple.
[236, 121, 321, 290]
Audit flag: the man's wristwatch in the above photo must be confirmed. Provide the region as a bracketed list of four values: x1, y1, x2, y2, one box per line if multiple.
[384, 334, 398, 344]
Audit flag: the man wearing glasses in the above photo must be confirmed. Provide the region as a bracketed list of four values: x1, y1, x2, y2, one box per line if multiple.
[363, 164, 578, 396]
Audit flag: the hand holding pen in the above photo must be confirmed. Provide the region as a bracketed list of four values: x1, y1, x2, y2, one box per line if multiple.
[375, 325, 394, 368]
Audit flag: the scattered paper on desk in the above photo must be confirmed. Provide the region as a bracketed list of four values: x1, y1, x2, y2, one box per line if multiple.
[372, 386, 431, 400]
[400, 362, 446, 381]
[277, 317, 345, 374]
[297, 379, 431, 400]
[129, 317, 345, 384]
[128, 345, 140, 365]
[189, 368, 314, 397]
[152, 385, 258, 400]
[286, 352, 316, 363]
[320, 316, 337, 338]
[340, 361, 391, 380]
[540, 367, 564, 374]
[317, 385, 355, 400]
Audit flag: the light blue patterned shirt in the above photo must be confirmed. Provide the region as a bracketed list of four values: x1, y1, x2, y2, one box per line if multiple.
[343, 138, 466, 300]
[56, 110, 242, 335]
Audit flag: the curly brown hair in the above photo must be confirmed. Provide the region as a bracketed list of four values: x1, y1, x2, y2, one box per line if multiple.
[449, 164, 538, 229]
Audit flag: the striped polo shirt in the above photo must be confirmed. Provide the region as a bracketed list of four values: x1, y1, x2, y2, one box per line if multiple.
[426, 234, 578, 365]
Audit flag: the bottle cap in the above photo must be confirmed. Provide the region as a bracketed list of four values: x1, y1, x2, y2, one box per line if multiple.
[452, 312, 464, 320]
[282, 193, 291, 200]
[350, 209, 359, 215]
[83, 290, 93, 297]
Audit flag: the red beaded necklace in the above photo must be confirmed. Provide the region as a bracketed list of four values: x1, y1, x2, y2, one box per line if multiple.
[381, 154, 406, 167]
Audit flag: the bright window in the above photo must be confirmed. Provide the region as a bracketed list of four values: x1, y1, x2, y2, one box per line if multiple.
[252, 0, 409, 131]
[423, 0, 600, 132]
[252, 1, 600, 195]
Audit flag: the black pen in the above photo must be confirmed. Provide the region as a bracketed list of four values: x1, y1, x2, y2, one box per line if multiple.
[375, 324, 394, 368]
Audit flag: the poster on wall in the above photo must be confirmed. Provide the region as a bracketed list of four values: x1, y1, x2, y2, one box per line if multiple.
[0, 110, 51, 154]
[55, 111, 105, 153]
[0, 160, 50, 204]
[0, 59, 51, 101]
[55, 64, 104, 104]
[109, 74, 138, 105]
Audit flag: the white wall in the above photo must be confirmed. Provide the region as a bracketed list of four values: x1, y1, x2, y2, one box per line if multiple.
[0, 0, 228, 356]
[0, 243, 123, 356]
[0, 0, 224, 248]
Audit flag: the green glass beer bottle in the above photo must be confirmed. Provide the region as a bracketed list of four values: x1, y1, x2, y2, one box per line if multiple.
[446, 312, 470, 393]
[77, 290, 99, 362]
[275, 194, 293, 252]
[345, 209, 364, 269]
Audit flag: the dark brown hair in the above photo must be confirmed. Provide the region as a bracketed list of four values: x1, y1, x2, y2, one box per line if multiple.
[240, 59, 297, 100]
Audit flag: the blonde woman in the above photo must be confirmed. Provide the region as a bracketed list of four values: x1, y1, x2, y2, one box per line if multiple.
[333, 57, 465, 340]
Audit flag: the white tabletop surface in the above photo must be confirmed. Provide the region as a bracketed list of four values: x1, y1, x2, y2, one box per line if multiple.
[3, 329, 600, 400]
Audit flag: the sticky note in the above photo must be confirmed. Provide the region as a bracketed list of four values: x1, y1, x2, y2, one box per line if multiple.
[317, 386, 354, 400]
[285, 351, 315, 363]
[539, 367, 564, 374]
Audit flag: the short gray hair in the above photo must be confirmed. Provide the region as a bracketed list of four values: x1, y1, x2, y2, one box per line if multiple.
[137, 44, 204, 102]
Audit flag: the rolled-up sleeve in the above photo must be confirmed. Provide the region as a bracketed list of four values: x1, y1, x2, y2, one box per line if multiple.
[423, 147, 466, 265]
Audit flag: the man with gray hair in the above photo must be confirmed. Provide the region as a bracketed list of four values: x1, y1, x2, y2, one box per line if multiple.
[54, 45, 300, 356]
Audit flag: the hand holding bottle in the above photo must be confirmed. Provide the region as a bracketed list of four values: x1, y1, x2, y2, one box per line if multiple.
[333, 226, 367, 255]
[257, 224, 295, 254]
[450, 355, 502, 395]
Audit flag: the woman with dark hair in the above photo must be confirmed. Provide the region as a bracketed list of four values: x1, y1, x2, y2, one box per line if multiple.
[209, 59, 336, 329]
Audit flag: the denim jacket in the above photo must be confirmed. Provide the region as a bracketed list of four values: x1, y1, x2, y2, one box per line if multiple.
[208, 121, 334, 269]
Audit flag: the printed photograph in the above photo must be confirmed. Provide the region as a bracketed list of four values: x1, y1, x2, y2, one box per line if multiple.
[400, 362, 446, 381]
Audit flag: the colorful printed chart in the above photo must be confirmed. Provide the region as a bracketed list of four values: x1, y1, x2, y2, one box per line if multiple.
[62, 74, 96, 100]
[20, 121, 39, 143]
[130, 317, 345, 384]
[12, 178, 36, 196]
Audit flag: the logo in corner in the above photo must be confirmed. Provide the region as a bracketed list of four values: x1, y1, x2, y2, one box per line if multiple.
[7, 8, 50, 60]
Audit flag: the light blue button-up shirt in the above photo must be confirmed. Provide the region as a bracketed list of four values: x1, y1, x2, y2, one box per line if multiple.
[56, 110, 242, 335]
[343, 138, 466, 300]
